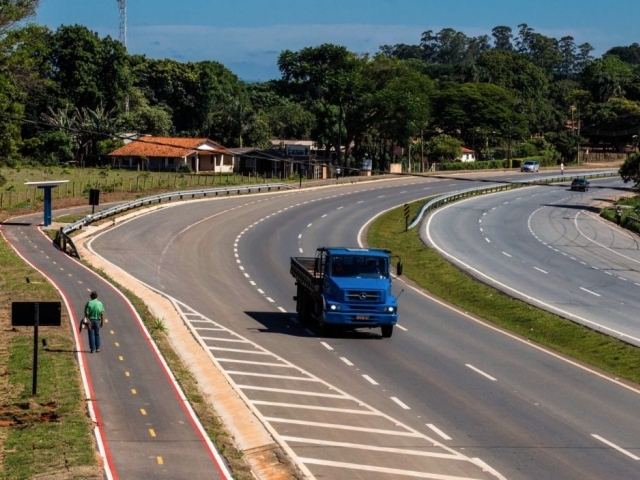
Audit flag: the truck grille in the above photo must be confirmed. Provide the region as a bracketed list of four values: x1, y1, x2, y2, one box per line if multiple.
[345, 290, 382, 302]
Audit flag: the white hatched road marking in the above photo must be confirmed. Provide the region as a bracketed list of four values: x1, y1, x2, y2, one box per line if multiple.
[391, 397, 411, 409]
[151, 294, 504, 479]
[427, 424, 452, 441]
[282, 437, 462, 459]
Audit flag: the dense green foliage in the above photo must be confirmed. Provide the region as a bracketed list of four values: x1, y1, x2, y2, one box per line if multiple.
[0, 8, 639, 184]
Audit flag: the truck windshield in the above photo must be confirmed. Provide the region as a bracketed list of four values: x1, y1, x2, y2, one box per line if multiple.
[331, 256, 388, 278]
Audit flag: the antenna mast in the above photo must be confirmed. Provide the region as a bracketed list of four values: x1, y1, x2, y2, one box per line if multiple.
[117, 0, 127, 49]
[117, 0, 129, 114]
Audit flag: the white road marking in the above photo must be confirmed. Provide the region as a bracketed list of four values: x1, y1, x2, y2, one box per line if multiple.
[278, 306, 287, 313]
[592, 434, 640, 460]
[391, 397, 410, 410]
[466, 364, 497, 381]
[283, 437, 462, 459]
[298, 234, 302, 239]
[257, 289, 264, 294]
[307, 223, 312, 228]
[534, 267, 548, 274]
[266, 297, 275, 303]
[320, 341, 334, 351]
[238, 386, 348, 398]
[200, 337, 248, 343]
[502, 252, 511, 257]
[580, 287, 601, 297]
[396, 324, 408, 331]
[362, 375, 378, 385]
[337, 206, 344, 210]
[264, 417, 420, 436]
[253, 401, 378, 415]
[216, 359, 292, 368]
[299, 247, 303, 253]
[226, 371, 318, 381]
[340, 357, 353, 366]
[485, 238, 491, 243]
[426, 424, 452, 441]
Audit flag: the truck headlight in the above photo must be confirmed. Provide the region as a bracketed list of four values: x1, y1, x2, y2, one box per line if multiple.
[329, 304, 341, 311]
[387, 306, 395, 313]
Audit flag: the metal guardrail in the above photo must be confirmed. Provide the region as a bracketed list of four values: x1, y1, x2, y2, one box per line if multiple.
[408, 171, 619, 230]
[54, 183, 293, 257]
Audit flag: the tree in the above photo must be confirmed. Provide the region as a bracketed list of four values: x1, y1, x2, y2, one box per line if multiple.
[424, 134, 462, 162]
[492, 26, 514, 51]
[475, 51, 553, 131]
[430, 82, 529, 145]
[278, 44, 361, 161]
[50, 25, 130, 112]
[0, 0, 39, 35]
[581, 55, 634, 102]
[619, 153, 640, 190]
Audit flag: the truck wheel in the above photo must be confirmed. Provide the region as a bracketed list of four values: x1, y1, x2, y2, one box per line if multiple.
[381, 325, 393, 338]
[319, 319, 333, 337]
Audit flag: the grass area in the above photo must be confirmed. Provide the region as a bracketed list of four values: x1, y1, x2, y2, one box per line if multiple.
[599, 194, 640, 234]
[368, 200, 640, 385]
[0, 166, 286, 211]
[0, 238, 100, 480]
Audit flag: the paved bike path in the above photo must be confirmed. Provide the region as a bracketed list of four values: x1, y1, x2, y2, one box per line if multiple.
[1, 220, 230, 480]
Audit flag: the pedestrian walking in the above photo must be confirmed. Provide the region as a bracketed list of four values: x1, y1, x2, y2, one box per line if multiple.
[615, 206, 622, 225]
[560, 162, 565, 176]
[84, 291, 105, 353]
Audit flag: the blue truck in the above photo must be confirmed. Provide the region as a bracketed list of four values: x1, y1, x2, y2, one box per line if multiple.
[291, 247, 402, 337]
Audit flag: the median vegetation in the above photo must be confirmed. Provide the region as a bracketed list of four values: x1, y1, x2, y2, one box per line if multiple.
[368, 200, 640, 385]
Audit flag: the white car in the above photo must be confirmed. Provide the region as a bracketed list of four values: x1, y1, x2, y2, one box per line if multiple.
[521, 161, 540, 172]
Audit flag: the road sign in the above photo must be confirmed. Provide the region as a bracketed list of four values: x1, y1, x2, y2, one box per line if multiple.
[12, 302, 61, 327]
[11, 301, 62, 396]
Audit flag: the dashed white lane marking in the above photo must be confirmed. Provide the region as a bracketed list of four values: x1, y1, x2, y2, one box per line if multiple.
[278, 306, 287, 313]
[391, 397, 410, 410]
[298, 234, 302, 239]
[534, 267, 548, 274]
[321, 214, 327, 218]
[580, 287, 601, 297]
[502, 252, 511, 257]
[592, 434, 640, 461]
[362, 375, 378, 385]
[299, 247, 303, 253]
[485, 238, 491, 243]
[307, 223, 313, 228]
[466, 364, 497, 381]
[427, 424, 452, 441]
[397, 324, 408, 331]
[320, 341, 334, 351]
[257, 289, 264, 294]
[340, 357, 354, 366]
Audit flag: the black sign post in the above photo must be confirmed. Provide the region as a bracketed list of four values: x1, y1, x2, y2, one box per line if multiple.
[11, 302, 61, 396]
[89, 189, 100, 214]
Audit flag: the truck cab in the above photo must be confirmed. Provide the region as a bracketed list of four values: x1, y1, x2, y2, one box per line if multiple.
[291, 247, 401, 337]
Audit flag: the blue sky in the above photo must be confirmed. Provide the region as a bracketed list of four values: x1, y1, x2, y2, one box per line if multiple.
[37, 0, 640, 81]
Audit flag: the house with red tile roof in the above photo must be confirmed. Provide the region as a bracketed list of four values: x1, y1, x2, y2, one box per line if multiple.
[108, 136, 234, 173]
[457, 147, 476, 162]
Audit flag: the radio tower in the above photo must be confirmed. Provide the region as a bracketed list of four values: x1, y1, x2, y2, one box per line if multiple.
[117, 0, 127, 49]
[117, 0, 129, 113]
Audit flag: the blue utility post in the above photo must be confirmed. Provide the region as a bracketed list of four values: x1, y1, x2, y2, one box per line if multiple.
[25, 181, 69, 227]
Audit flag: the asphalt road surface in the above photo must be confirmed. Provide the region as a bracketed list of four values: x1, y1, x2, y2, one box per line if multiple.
[424, 176, 640, 346]
[1, 217, 231, 480]
[87, 173, 640, 479]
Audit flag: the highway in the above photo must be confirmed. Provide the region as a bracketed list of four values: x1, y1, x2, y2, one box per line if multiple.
[86, 173, 640, 479]
[424, 176, 640, 345]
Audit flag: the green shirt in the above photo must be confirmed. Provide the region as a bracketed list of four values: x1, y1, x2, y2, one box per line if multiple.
[85, 299, 105, 320]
